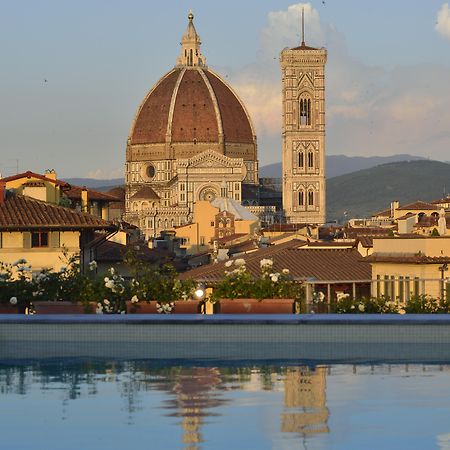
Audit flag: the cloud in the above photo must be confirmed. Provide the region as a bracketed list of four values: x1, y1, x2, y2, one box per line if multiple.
[228, 2, 450, 165]
[436, 3, 450, 40]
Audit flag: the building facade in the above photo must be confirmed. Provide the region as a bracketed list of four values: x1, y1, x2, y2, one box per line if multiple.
[280, 28, 327, 224]
[124, 12, 259, 239]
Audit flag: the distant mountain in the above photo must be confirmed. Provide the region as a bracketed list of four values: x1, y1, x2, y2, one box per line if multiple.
[326, 160, 450, 221]
[63, 178, 124, 191]
[260, 154, 425, 179]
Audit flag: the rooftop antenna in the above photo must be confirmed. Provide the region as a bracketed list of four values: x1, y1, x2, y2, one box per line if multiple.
[301, 7, 305, 46]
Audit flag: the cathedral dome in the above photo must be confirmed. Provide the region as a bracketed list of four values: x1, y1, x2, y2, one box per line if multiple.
[127, 13, 257, 161]
[130, 67, 255, 149]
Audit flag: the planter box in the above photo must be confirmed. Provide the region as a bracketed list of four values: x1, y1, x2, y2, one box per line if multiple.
[213, 299, 295, 314]
[126, 300, 203, 314]
[33, 301, 95, 314]
[0, 305, 24, 314]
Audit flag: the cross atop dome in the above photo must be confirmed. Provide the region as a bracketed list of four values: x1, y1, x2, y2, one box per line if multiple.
[176, 11, 206, 67]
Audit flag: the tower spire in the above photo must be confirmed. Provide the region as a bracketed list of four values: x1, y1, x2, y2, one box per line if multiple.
[176, 10, 206, 67]
[301, 7, 305, 46]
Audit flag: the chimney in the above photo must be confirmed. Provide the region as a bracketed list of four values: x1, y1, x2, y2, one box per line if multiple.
[44, 169, 57, 181]
[81, 187, 88, 212]
[390, 201, 399, 219]
[0, 180, 5, 204]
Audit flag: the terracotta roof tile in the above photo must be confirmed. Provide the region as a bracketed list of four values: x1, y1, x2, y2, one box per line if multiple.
[64, 186, 122, 202]
[397, 201, 439, 211]
[1, 171, 69, 187]
[367, 253, 450, 264]
[180, 239, 371, 282]
[0, 193, 114, 230]
[204, 70, 253, 144]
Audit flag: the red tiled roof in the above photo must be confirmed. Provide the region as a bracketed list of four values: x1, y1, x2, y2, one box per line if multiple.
[64, 186, 122, 202]
[0, 193, 114, 230]
[180, 239, 371, 283]
[367, 253, 450, 264]
[346, 227, 393, 238]
[1, 171, 69, 187]
[372, 208, 391, 217]
[397, 201, 439, 211]
[291, 43, 318, 50]
[357, 236, 374, 248]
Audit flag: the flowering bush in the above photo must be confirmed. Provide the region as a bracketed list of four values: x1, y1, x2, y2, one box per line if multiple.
[124, 255, 195, 307]
[0, 252, 195, 314]
[210, 258, 304, 302]
[334, 294, 450, 314]
[0, 260, 35, 309]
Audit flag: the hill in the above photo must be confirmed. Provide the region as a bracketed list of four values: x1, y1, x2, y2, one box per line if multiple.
[63, 177, 124, 191]
[326, 160, 450, 221]
[260, 154, 425, 179]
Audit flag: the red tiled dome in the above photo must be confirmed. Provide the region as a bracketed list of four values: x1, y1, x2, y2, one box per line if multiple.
[129, 67, 255, 147]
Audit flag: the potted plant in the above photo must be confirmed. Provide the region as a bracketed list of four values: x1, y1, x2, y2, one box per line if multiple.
[125, 264, 198, 314]
[31, 255, 96, 314]
[209, 258, 303, 314]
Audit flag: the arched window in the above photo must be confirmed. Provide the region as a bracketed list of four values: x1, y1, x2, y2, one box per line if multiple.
[298, 191, 304, 206]
[308, 151, 314, 168]
[298, 152, 304, 168]
[299, 97, 311, 126]
[308, 191, 314, 206]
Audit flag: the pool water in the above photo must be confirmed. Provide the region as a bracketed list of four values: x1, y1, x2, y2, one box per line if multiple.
[1, 360, 450, 450]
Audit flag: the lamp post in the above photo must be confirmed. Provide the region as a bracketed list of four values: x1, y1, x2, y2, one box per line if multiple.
[439, 263, 448, 300]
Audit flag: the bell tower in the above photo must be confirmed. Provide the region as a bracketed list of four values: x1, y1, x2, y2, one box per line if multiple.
[280, 10, 327, 224]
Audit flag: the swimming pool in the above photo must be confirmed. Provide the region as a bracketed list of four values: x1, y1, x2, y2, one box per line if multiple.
[0, 359, 449, 450]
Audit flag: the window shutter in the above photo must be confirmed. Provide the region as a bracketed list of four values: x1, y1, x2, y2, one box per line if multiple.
[50, 231, 60, 248]
[23, 232, 31, 249]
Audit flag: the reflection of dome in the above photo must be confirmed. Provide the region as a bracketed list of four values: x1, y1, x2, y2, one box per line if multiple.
[129, 66, 256, 158]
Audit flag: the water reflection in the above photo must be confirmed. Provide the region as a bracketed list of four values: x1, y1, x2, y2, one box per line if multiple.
[1, 361, 449, 449]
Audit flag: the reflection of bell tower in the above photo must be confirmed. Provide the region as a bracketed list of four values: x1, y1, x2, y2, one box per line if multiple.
[167, 368, 224, 450]
[280, 9, 327, 224]
[281, 366, 329, 435]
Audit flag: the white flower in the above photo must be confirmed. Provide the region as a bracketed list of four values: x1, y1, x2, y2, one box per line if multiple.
[225, 260, 233, 268]
[260, 258, 273, 268]
[271, 274, 279, 282]
[336, 292, 350, 301]
[235, 258, 245, 267]
[103, 299, 110, 305]
[350, 305, 355, 309]
[104, 277, 109, 282]
[9, 297, 17, 305]
[108, 267, 115, 275]
[398, 308, 406, 315]
[105, 280, 115, 290]
[131, 295, 139, 304]
[96, 306, 103, 314]
[88, 260, 97, 271]
[282, 268, 290, 275]
[358, 303, 365, 312]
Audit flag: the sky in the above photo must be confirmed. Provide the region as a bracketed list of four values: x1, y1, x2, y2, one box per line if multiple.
[1, 0, 450, 179]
